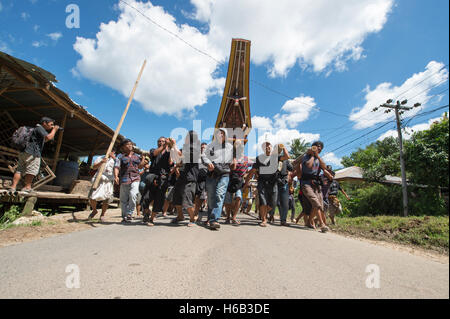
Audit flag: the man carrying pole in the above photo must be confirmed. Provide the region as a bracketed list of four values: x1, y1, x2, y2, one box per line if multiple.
[91, 60, 147, 190]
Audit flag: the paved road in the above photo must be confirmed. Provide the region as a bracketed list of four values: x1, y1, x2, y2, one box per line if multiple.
[0, 210, 448, 299]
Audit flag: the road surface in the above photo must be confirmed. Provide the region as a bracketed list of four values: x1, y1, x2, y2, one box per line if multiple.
[0, 210, 448, 299]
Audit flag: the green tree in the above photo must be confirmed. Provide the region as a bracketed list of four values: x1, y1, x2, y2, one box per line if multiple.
[405, 117, 449, 188]
[288, 138, 311, 159]
[341, 137, 401, 182]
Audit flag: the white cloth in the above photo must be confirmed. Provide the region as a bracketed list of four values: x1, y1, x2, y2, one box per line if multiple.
[89, 157, 115, 202]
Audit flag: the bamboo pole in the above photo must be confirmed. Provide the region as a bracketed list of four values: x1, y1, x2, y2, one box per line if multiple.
[52, 112, 68, 171]
[92, 60, 147, 189]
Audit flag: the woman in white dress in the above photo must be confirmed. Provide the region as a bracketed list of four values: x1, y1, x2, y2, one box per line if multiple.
[88, 150, 116, 222]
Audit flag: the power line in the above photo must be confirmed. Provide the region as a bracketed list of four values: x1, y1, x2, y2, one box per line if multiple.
[118, 0, 351, 119]
[332, 104, 449, 156]
[118, 0, 222, 63]
[321, 66, 449, 141]
[396, 64, 448, 100]
[323, 87, 449, 145]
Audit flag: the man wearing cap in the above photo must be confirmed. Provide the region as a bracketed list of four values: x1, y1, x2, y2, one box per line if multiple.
[114, 139, 147, 223]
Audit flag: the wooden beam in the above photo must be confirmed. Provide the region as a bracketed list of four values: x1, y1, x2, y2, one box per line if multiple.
[2, 87, 42, 93]
[0, 87, 9, 96]
[52, 112, 68, 171]
[0, 62, 41, 86]
[40, 88, 114, 139]
[0, 94, 43, 117]
[61, 142, 84, 154]
[3, 105, 57, 112]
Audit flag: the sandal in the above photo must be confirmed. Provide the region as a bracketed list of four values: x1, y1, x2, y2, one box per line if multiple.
[171, 218, 184, 224]
[225, 218, 231, 224]
[259, 222, 267, 227]
[88, 211, 97, 220]
[231, 219, 240, 225]
[187, 222, 196, 227]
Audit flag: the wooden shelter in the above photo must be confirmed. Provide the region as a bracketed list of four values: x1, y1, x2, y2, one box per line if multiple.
[0, 51, 128, 169]
[0, 51, 130, 213]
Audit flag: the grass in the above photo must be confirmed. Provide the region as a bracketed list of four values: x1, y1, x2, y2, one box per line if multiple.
[250, 197, 449, 254]
[331, 215, 449, 254]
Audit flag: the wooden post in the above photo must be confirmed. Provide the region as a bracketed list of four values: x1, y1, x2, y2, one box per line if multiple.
[22, 196, 37, 216]
[87, 132, 101, 167]
[52, 112, 68, 171]
[92, 60, 147, 189]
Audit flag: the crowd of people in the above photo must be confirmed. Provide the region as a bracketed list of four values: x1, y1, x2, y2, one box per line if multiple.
[88, 128, 348, 232]
[10, 117, 348, 232]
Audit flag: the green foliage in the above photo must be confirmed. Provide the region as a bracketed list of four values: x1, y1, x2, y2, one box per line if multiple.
[342, 184, 403, 216]
[405, 118, 449, 188]
[288, 138, 311, 159]
[340, 117, 449, 216]
[341, 183, 447, 216]
[341, 137, 401, 182]
[0, 205, 21, 225]
[333, 215, 449, 253]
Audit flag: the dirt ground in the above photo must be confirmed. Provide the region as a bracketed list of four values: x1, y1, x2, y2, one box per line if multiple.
[0, 208, 126, 248]
[0, 208, 448, 264]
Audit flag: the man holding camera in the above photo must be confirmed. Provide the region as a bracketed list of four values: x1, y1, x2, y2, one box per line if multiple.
[10, 117, 60, 193]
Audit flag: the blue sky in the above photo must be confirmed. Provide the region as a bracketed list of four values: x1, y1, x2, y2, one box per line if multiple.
[0, 0, 448, 167]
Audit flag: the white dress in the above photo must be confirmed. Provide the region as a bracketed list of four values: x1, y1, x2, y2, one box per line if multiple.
[89, 157, 115, 202]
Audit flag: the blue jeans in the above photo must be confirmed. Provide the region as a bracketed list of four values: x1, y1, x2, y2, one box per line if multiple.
[269, 183, 289, 222]
[206, 175, 230, 223]
[119, 181, 140, 219]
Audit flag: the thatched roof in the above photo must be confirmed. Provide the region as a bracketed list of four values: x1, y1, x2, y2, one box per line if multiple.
[0, 51, 129, 160]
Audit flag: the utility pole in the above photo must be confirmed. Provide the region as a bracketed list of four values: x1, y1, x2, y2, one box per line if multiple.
[373, 99, 421, 217]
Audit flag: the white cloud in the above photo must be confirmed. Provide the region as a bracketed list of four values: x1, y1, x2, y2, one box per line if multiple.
[251, 95, 316, 130]
[378, 116, 443, 141]
[47, 32, 62, 42]
[73, 0, 394, 118]
[250, 94, 319, 153]
[350, 61, 449, 129]
[191, 0, 393, 76]
[322, 152, 342, 168]
[73, 0, 224, 117]
[75, 91, 83, 96]
[274, 96, 316, 129]
[251, 115, 273, 131]
[32, 40, 46, 48]
[0, 40, 12, 54]
[21, 12, 30, 20]
[252, 128, 320, 154]
[0, 2, 3, 12]
[33, 25, 40, 32]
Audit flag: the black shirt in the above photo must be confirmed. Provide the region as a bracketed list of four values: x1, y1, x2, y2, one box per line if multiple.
[25, 125, 48, 157]
[149, 148, 171, 176]
[253, 154, 281, 182]
[329, 180, 342, 196]
[278, 160, 293, 185]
